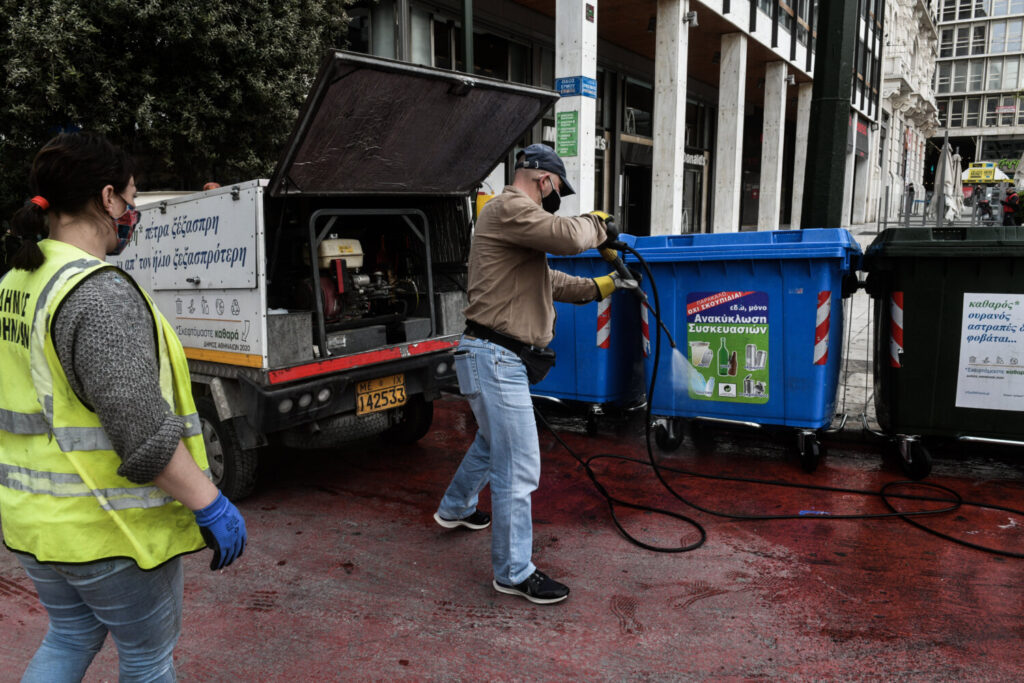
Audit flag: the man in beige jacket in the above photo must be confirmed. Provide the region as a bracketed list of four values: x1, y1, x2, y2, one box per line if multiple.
[434, 144, 635, 604]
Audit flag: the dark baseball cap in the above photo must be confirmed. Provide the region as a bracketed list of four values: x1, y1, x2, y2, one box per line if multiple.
[514, 143, 575, 196]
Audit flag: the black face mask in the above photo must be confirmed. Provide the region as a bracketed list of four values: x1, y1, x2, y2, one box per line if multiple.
[539, 177, 561, 214]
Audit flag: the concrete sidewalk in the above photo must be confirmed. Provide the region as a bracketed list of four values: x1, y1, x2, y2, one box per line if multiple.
[832, 222, 885, 441]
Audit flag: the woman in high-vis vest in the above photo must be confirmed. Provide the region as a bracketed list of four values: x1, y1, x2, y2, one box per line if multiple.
[0, 132, 247, 682]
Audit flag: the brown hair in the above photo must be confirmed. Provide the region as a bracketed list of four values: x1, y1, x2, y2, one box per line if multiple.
[8, 132, 134, 271]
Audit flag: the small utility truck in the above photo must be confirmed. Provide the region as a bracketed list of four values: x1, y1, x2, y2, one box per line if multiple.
[113, 51, 558, 498]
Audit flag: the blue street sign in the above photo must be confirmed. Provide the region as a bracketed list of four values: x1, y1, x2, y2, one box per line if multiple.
[555, 76, 597, 99]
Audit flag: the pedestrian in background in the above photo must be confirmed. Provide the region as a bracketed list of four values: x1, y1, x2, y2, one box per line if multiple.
[0, 132, 246, 682]
[433, 143, 635, 604]
[1001, 185, 1020, 226]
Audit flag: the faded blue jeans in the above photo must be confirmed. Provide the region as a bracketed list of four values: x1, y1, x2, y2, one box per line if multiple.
[17, 554, 183, 683]
[438, 335, 541, 586]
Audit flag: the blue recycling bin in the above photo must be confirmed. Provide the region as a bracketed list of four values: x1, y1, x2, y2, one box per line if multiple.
[629, 229, 861, 467]
[532, 235, 644, 406]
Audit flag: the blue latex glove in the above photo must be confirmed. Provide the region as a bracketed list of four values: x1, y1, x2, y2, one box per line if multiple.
[193, 492, 247, 570]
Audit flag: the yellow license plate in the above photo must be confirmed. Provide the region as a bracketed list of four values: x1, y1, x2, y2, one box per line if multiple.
[356, 374, 407, 415]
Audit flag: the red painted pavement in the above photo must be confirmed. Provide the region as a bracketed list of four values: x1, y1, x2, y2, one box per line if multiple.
[1, 398, 1023, 680]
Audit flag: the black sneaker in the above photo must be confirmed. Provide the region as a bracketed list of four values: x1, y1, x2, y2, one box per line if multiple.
[433, 510, 491, 530]
[493, 570, 569, 605]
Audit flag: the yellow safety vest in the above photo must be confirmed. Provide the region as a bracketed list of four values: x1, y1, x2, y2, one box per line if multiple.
[0, 240, 207, 569]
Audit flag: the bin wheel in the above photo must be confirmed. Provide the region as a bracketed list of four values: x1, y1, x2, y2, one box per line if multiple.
[797, 433, 822, 473]
[900, 439, 932, 480]
[654, 419, 684, 451]
[586, 412, 599, 437]
[196, 396, 259, 501]
[689, 419, 716, 453]
[381, 395, 434, 445]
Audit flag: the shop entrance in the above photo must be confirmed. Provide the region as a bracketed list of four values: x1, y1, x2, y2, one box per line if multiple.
[683, 167, 703, 233]
[622, 164, 652, 236]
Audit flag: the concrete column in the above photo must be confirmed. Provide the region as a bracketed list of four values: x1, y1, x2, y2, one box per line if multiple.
[790, 82, 813, 230]
[757, 61, 788, 230]
[852, 151, 870, 224]
[554, 0, 598, 216]
[650, 0, 689, 236]
[713, 33, 747, 233]
[853, 125, 876, 224]
[842, 144, 855, 228]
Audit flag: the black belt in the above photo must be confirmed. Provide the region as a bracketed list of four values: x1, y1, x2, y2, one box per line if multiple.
[464, 320, 544, 356]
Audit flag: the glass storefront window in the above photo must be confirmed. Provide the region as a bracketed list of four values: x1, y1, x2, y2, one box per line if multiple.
[346, 8, 371, 53]
[623, 79, 653, 138]
[371, 1, 396, 59]
[474, 33, 508, 80]
[410, 7, 431, 66]
[433, 20, 453, 70]
[509, 42, 529, 84]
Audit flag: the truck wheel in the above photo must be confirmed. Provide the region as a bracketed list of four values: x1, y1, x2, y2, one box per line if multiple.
[196, 397, 259, 501]
[381, 395, 434, 445]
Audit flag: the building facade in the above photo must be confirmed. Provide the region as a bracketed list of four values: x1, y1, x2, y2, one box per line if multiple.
[933, 0, 1024, 182]
[345, 0, 884, 233]
[877, 0, 940, 221]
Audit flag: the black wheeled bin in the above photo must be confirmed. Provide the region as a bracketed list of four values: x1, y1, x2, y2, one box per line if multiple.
[863, 226, 1024, 478]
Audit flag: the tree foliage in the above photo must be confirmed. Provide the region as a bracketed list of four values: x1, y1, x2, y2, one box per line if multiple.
[0, 0, 351, 219]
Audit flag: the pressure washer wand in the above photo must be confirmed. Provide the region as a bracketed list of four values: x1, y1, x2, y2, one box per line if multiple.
[601, 245, 676, 349]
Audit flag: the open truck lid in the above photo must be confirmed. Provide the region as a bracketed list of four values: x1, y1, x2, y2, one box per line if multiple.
[269, 51, 559, 197]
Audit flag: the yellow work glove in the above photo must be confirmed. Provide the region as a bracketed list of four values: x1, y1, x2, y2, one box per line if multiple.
[589, 210, 623, 262]
[593, 271, 639, 301]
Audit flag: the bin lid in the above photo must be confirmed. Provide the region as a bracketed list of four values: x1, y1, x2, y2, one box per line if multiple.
[268, 51, 558, 198]
[864, 226, 1024, 265]
[625, 229, 861, 265]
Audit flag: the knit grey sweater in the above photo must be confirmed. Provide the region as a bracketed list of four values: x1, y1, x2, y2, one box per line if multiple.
[53, 269, 183, 484]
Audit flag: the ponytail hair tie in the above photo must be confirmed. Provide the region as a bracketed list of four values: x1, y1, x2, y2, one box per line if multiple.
[29, 196, 50, 210]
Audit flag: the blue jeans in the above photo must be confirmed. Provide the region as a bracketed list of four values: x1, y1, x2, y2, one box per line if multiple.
[438, 336, 541, 586]
[17, 554, 183, 683]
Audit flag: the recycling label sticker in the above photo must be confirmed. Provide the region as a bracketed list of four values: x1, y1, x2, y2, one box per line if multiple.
[684, 291, 769, 403]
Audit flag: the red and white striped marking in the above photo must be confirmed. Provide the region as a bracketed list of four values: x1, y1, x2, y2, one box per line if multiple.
[890, 291, 904, 367]
[597, 297, 611, 349]
[814, 291, 830, 365]
[640, 303, 651, 357]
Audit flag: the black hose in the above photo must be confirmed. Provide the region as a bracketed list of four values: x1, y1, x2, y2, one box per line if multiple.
[534, 244, 1024, 558]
